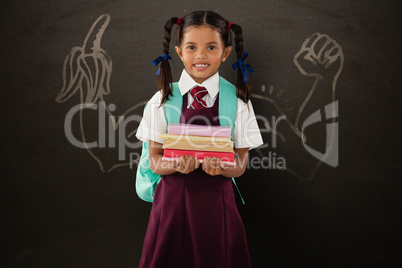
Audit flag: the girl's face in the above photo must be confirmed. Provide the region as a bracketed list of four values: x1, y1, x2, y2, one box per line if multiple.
[175, 25, 232, 84]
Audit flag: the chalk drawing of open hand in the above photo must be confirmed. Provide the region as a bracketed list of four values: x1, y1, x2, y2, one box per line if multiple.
[56, 14, 146, 173]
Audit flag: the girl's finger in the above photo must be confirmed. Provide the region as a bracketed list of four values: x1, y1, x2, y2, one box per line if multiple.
[186, 156, 195, 173]
[220, 162, 227, 169]
[184, 155, 193, 173]
[174, 159, 180, 168]
[211, 157, 220, 170]
[207, 157, 219, 175]
[189, 155, 195, 166]
[176, 155, 185, 172]
[202, 157, 210, 173]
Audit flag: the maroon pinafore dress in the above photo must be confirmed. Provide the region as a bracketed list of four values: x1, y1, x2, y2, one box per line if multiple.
[139, 93, 251, 268]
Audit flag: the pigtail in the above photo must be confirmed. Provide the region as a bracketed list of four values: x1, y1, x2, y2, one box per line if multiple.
[157, 17, 180, 106]
[230, 23, 252, 103]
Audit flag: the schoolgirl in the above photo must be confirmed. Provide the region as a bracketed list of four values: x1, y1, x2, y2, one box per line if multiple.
[136, 10, 263, 268]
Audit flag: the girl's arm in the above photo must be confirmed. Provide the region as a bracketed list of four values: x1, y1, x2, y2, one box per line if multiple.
[148, 140, 200, 175]
[202, 147, 249, 178]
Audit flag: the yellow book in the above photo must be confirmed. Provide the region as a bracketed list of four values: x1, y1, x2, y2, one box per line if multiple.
[162, 138, 234, 153]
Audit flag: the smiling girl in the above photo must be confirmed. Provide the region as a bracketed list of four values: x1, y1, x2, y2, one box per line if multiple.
[136, 10, 263, 268]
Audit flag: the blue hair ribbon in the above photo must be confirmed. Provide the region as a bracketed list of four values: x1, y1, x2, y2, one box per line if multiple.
[152, 53, 173, 75]
[231, 51, 254, 83]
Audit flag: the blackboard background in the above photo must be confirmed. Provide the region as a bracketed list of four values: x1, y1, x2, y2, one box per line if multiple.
[1, 0, 401, 267]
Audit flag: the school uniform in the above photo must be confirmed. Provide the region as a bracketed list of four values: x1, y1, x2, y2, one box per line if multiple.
[136, 69, 263, 268]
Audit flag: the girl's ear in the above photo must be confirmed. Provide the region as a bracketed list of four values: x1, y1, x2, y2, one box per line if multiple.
[222, 46, 232, 62]
[175, 46, 183, 60]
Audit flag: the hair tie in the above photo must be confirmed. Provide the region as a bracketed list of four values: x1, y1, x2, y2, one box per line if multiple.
[152, 53, 173, 75]
[232, 51, 254, 83]
[228, 22, 233, 30]
[176, 18, 182, 26]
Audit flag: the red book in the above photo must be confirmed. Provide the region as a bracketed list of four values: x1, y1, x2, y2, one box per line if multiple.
[163, 148, 235, 163]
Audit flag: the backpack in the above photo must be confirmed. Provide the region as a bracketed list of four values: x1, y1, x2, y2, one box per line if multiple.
[136, 76, 241, 203]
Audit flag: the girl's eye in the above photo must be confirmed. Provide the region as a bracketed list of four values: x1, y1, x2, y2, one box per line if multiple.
[208, 46, 216, 50]
[187, 46, 195, 50]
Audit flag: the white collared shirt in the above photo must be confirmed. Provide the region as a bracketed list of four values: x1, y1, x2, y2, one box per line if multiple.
[178, 68, 220, 108]
[136, 69, 264, 149]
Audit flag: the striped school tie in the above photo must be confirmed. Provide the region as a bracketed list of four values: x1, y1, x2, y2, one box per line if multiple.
[190, 86, 208, 109]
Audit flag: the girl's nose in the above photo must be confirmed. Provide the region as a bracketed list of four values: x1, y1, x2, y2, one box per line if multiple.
[196, 49, 207, 59]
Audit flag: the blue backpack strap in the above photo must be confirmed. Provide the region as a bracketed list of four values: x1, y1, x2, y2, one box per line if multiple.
[218, 76, 237, 136]
[165, 82, 183, 125]
[218, 77, 245, 205]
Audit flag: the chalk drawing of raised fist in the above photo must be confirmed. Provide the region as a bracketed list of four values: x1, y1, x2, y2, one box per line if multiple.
[294, 33, 343, 80]
[252, 33, 344, 180]
[293, 33, 343, 130]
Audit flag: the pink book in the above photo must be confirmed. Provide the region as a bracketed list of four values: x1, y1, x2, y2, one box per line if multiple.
[168, 123, 231, 137]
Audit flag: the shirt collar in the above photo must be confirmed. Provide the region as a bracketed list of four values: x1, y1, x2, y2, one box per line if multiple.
[178, 69, 219, 99]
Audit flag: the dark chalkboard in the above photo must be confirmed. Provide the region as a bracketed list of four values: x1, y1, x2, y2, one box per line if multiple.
[2, 0, 401, 267]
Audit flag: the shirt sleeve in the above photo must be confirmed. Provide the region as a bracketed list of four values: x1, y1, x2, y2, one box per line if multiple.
[233, 98, 264, 150]
[135, 91, 167, 144]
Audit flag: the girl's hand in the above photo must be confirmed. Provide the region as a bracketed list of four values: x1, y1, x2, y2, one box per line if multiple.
[202, 157, 227, 176]
[175, 155, 200, 174]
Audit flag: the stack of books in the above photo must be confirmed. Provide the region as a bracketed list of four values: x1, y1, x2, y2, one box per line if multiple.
[160, 123, 236, 165]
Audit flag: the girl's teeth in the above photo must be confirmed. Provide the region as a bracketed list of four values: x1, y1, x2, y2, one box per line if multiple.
[195, 64, 208, 67]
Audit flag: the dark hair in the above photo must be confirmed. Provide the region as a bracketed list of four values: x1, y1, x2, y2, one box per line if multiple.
[157, 10, 251, 105]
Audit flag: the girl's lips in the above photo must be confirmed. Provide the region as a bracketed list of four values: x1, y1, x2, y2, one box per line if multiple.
[193, 63, 209, 71]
